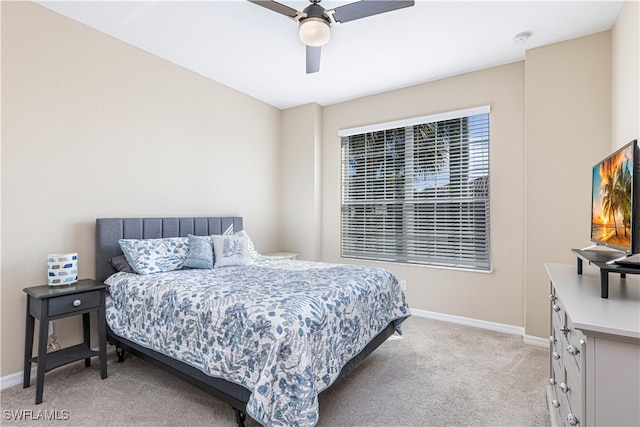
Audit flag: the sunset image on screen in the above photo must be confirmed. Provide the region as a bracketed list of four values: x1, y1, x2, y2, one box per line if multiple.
[592, 144, 634, 250]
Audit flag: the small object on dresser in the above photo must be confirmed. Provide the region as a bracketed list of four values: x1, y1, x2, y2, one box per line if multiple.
[47, 253, 78, 286]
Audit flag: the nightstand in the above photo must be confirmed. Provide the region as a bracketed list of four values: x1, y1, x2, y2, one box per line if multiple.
[23, 279, 108, 404]
[264, 252, 298, 260]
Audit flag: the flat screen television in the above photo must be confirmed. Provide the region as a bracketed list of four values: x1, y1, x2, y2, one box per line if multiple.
[591, 139, 640, 254]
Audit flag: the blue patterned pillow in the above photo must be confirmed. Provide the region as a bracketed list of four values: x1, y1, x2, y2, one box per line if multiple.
[118, 237, 189, 275]
[183, 234, 213, 269]
[211, 234, 253, 268]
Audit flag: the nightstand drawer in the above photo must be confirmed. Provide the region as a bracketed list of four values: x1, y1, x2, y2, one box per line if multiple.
[49, 290, 100, 316]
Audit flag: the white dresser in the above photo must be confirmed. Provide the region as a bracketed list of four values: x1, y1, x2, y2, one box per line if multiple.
[545, 263, 640, 427]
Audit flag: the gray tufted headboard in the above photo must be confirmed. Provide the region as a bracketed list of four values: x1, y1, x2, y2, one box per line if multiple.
[95, 217, 243, 282]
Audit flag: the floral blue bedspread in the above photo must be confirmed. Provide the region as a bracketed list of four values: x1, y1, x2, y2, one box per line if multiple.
[105, 258, 409, 426]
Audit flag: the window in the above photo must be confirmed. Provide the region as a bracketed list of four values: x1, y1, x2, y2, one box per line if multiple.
[340, 106, 491, 271]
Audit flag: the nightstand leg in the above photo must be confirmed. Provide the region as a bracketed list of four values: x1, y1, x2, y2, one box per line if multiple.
[82, 313, 91, 367]
[98, 293, 107, 379]
[35, 301, 49, 404]
[23, 298, 35, 388]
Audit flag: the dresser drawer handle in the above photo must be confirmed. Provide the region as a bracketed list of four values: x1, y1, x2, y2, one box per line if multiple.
[566, 344, 579, 356]
[549, 294, 557, 302]
[552, 399, 560, 408]
[552, 351, 560, 360]
[553, 304, 561, 312]
[549, 335, 556, 344]
[559, 382, 568, 393]
[567, 413, 579, 426]
[73, 299, 82, 307]
[549, 377, 556, 385]
[560, 325, 569, 335]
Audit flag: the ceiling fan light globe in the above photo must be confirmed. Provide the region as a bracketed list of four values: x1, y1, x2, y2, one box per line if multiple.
[299, 18, 331, 47]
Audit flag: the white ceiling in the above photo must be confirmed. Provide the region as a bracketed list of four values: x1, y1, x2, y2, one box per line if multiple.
[37, 0, 623, 109]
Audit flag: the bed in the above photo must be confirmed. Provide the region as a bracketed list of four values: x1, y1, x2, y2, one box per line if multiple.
[96, 217, 409, 426]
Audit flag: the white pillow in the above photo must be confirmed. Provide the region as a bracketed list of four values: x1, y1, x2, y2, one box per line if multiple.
[234, 230, 261, 261]
[210, 234, 253, 268]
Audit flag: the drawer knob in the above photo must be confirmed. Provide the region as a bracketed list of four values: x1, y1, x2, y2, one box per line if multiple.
[549, 377, 556, 385]
[567, 413, 579, 426]
[549, 294, 557, 302]
[566, 344, 580, 356]
[552, 399, 560, 408]
[553, 304, 561, 312]
[552, 351, 560, 360]
[560, 382, 568, 393]
[560, 325, 569, 335]
[549, 335, 556, 344]
[73, 299, 82, 307]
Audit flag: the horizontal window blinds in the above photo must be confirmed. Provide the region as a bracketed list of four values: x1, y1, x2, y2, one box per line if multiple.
[341, 108, 491, 271]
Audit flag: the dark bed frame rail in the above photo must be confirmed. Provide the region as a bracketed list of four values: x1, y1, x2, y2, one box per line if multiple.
[96, 217, 396, 426]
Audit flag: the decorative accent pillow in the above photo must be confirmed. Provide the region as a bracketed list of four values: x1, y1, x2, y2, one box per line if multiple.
[109, 255, 135, 274]
[118, 237, 189, 275]
[183, 234, 213, 269]
[210, 234, 253, 268]
[235, 230, 261, 261]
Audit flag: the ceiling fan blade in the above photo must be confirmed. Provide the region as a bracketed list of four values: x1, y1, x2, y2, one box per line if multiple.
[247, 0, 299, 19]
[332, 0, 414, 23]
[306, 46, 321, 74]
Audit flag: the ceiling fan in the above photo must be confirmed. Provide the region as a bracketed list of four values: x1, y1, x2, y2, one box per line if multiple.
[248, 0, 415, 73]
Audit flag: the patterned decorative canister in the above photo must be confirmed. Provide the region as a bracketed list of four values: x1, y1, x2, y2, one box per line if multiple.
[47, 253, 78, 286]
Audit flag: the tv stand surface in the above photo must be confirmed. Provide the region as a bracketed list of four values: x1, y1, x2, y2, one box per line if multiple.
[572, 249, 640, 298]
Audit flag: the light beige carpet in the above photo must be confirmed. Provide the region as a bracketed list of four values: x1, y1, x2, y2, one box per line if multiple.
[1, 316, 550, 426]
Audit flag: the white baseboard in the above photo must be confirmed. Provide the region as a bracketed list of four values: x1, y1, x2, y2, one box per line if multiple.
[410, 308, 548, 347]
[0, 368, 35, 390]
[523, 334, 551, 348]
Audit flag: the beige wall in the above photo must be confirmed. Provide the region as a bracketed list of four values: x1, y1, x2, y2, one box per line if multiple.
[524, 32, 612, 338]
[1, 2, 282, 377]
[280, 103, 322, 261]
[321, 63, 527, 327]
[612, 0, 639, 149]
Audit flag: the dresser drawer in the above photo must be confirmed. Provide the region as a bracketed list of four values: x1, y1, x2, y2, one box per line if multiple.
[563, 363, 583, 426]
[49, 290, 101, 316]
[563, 311, 585, 373]
[550, 289, 563, 353]
[548, 379, 562, 426]
[550, 290, 564, 326]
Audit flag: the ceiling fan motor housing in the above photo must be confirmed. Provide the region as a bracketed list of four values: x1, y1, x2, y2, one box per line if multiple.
[303, 2, 330, 22]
